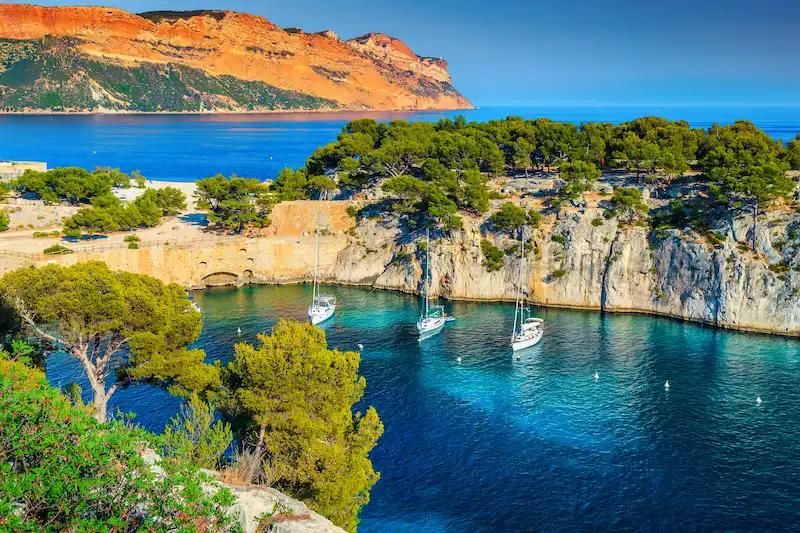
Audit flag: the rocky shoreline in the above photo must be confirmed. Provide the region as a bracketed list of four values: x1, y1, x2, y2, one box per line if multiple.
[32, 200, 800, 338]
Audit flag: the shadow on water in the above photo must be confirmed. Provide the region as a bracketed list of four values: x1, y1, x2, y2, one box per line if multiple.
[44, 284, 800, 532]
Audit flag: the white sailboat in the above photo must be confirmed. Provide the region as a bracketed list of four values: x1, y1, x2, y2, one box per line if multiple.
[416, 228, 446, 340]
[308, 217, 336, 325]
[511, 227, 543, 351]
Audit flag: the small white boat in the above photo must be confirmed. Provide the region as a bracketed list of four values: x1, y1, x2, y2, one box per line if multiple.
[511, 227, 543, 351]
[309, 295, 336, 325]
[308, 216, 337, 325]
[188, 295, 201, 313]
[417, 229, 446, 340]
[512, 317, 544, 351]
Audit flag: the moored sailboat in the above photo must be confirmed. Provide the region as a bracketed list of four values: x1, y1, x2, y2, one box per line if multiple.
[511, 227, 543, 351]
[416, 228, 446, 340]
[308, 216, 336, 325]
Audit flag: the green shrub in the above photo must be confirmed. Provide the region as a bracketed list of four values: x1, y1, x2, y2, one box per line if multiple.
[492, 202, 528, 231]
[124, 234, 141, 242]
[444, 215, 463, 230]
[527, 209, 542, 228]
[32, 231, 51, 237]
[551, 268, 567, 279]
[395, 249, 409, 261]
[480, 239, 505, 272]
[0, 357, 239, 533]
[43, 244, 72, 254]
[591, 218, 604, 226]
[346, 205, 358, 217]
[128, 242, 139, 249]
[551, 234, 566, 245]
[0, 210, 9, 232]
[160, 397, 232, 470]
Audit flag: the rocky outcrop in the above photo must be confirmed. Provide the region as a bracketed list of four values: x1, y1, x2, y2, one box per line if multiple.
[37, 200, 800, 336]
[0, 4, 472, 112]
[140, 449, 345, 533]
[344, 33, 452, 84]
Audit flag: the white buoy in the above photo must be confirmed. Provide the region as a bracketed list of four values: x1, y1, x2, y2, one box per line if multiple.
[457, 356, 462, 363]
[357, 343, 364, 350]
[594, 372, 600, 380]
[237, 327, 241, 334]
[665, 380, 670, 389]
[757, 396, 762, 405]
[515, 355, 521, 361]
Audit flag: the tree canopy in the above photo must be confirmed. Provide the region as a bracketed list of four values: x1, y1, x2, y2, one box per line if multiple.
[15, 167, 143, 204]
[195, 174, 272, 233]
[63, 186, 186, 234]
[0, 262, 220, 422]
[224, 320, 383, 532]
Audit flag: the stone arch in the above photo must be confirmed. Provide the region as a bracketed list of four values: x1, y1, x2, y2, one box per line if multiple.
[239, 248, 247, 255]
[247, 257, 255, 265]
[199, 261, 208, 268]
[201, 271, 239, 287]
[243, 269, 254, 283]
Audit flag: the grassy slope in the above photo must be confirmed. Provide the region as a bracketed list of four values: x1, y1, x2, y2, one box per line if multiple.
[0, 37, 338, 112]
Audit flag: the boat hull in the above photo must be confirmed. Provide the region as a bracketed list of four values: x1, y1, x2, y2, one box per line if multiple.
[416, 317, 446, 340]
[308, 304, 336, 325]
[512, 330, 543, 351]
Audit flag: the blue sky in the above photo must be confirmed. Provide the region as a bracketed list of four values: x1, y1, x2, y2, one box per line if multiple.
[6, 0, 800, 106]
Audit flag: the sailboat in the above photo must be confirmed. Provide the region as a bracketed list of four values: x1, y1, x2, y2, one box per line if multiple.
[416, 228, 446, 340]
[308, 217, 336, 325]
[511, 227, 543, 351]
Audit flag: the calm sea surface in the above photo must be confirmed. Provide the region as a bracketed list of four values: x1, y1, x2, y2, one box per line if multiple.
[15, 105, 800, 530]
[2, 105, 799, 182]
[46, 284, 800, 532]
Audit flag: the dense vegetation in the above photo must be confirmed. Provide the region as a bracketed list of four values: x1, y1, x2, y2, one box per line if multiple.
[64, 187, 186, 234]
[0, 262, 219, 422]
[195, 174, 273, 233]
[261, 116, 798, 241]
[0, 264, 382, 531]
[0, 37, 338, 112]
[0, 354, 240, 532]
[225, 320, 383, 531]
[15, 166, 134, 204]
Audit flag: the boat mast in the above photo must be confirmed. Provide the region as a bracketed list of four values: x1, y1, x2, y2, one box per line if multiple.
[424, 228, 431, 318]
[512, 227, 525, 341]
[313, 216, 320, 302]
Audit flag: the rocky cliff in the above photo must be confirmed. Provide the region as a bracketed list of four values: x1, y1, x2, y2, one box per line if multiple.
[37, 200, 800, 337]
[139, 448, 345, 533]
[0, 4, 472, 112]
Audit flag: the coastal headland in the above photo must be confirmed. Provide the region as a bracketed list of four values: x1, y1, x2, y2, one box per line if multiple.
[0, 4, 472, 113]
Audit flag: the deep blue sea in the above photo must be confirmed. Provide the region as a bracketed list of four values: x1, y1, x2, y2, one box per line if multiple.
[46, 284, 800, 532]
[1, 105, 799, 182]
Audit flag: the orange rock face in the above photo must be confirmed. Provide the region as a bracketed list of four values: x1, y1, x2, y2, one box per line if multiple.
[0, 4, 472, 111]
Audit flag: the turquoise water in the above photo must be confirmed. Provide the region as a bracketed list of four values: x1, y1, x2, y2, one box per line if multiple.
[45, 284, 800, 532]
[2, 105, 799, 182]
